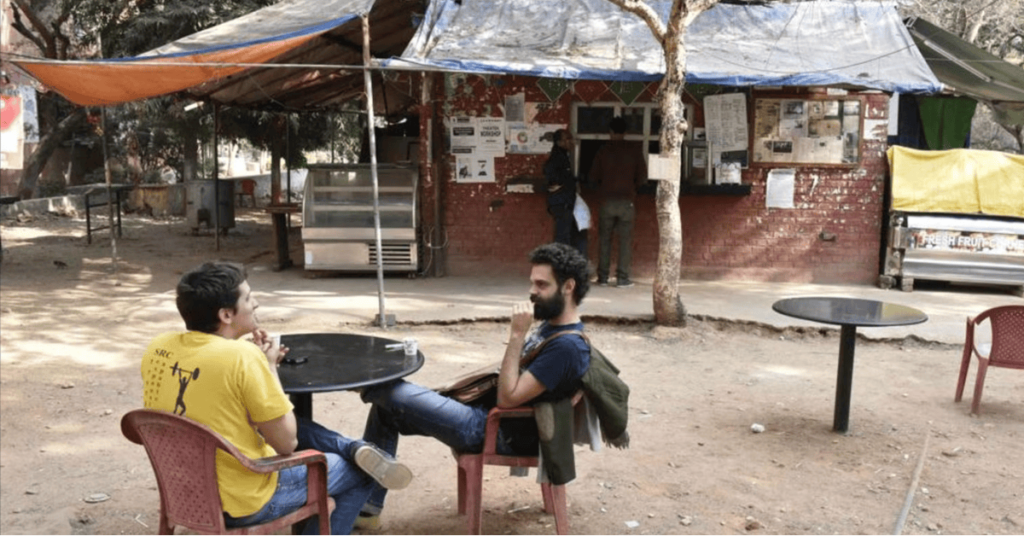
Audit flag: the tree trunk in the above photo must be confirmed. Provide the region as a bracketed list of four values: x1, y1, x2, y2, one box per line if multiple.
[652, 3, 689, 326]
[17, 108, 86, 199]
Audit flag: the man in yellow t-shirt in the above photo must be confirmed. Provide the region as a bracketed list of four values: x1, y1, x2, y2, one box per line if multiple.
[141, 261, 413, 534]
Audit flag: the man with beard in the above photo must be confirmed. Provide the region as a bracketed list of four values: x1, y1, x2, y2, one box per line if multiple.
[353, 242, 591, 528]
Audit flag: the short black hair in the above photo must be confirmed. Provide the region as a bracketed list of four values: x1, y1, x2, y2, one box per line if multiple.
[551, 128, 569, 151]
[529, 243, 590, 306]
[609, 117, 627, 134]
[175, 261, 247, 333]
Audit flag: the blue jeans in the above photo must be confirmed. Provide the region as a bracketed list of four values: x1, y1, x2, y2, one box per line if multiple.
[224, 418, 375, 535]
[360, 380, 490, 514]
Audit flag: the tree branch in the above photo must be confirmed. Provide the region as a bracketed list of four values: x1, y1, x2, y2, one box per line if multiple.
[9, 4, 48, 56]
[605, 0, 667, 44]
[53, 2, 74, 60]
[12, 0, 57, 57]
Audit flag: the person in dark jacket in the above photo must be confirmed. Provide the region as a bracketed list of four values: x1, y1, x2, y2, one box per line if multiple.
[543, 129, 588, 258]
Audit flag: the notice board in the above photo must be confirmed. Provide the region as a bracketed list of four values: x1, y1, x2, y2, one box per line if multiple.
[752, 98, 863, 165]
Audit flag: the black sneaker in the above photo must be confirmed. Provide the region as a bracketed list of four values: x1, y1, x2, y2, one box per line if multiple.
[597, 279, 609, 287]
[616, 279, 634, 288]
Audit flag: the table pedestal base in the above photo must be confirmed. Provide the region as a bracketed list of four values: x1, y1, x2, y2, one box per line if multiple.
[833, 325, 857, 433]
[290, 393, 313, 421]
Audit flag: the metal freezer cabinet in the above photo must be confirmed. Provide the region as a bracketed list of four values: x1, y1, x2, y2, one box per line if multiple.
[881, 212, 1024, 295]
[301, 164, 418, 272]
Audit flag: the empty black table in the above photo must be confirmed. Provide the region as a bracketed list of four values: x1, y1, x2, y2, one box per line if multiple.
[278, 333, 424, 420]
[771, 297, 927, 433]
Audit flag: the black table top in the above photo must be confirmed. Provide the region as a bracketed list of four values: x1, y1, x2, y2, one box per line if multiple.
[278, 333, 424, 394]
[772, 297, 928, 328]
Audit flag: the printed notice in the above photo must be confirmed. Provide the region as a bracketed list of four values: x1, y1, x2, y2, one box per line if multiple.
[766, 168, 796, 209]
[505, 93, 525, 123]
[449, 117, 476, 155]
[507, 122, 564, 154]
[455, 154, 495, 183]
[704, 93, 749, 167]
[476, 117, 505, 157]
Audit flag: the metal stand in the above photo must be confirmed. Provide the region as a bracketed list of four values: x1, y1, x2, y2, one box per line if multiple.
[833, 325, 857, 433]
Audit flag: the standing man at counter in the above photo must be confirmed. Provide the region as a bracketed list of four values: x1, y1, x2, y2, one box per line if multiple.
[589, 117, 647, 288]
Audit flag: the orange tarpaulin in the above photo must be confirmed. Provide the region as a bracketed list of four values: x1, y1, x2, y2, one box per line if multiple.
[17, 36, 321, 107]
[12, 0, 372, 107]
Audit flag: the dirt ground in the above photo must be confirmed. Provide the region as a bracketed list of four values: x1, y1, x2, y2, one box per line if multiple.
[1, 209, 1022, 535]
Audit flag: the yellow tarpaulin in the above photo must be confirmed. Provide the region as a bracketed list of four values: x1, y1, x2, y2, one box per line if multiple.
[887, 146, 1024, 218]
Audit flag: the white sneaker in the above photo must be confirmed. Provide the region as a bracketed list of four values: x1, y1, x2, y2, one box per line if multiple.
[354, 445, 413, 490]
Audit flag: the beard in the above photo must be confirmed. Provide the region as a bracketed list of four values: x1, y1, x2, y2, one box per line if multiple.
[531, 288, 566, 320]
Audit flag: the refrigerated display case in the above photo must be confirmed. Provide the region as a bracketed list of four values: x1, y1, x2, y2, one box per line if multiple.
[301, 164, 418, 272]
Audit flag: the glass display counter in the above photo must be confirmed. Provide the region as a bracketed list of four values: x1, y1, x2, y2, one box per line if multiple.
[302, 164, 418, 272]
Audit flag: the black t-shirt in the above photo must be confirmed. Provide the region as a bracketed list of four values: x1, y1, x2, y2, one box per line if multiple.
[496, 322, 590, 455]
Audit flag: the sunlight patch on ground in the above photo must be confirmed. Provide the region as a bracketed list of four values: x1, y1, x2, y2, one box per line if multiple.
[42, 421, 86, 434]
[40, 434, 125, 456]
[755, 364, 808, 378]
[0, 342, 138, 369]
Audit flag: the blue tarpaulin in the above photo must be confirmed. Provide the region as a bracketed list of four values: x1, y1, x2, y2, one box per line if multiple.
[390, 0, 943, 93]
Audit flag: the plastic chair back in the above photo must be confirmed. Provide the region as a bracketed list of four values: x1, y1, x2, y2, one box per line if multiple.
[122, 409, 331, 534]
[236, 179, 257, 207]
[954, 305, 1024, 414]
[984, 305, 1024, 367]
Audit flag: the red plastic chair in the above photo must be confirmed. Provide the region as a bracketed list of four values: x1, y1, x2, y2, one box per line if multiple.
[121, 409, 332, 534]
[954, 305, 1024, 415]
[455, 394, 582, 535]
[236, 179, 257, 207]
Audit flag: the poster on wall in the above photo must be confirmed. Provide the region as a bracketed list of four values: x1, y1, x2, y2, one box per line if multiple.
[476, 117, 506, 157]
[703, 93, 749, 168]
[505, 93, 525, 123]
[449, 116, 477, 154]
[18, 86, 39, 143]
[506, 122, 564, 154]
[455, 154, 495, 183]
[1, 94, 25, 169]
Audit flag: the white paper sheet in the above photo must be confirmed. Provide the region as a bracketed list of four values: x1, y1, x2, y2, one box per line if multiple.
[766, 168, 796, 209]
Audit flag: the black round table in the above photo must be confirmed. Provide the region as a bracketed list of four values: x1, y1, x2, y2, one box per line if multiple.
[278, 333, 425, 420]
[771, 297, 928, 433]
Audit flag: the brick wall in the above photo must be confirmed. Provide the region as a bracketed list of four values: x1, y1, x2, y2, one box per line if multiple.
[424, 74, 888, 284]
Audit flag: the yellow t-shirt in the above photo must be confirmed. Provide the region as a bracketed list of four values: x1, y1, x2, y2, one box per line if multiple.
[141, 331, 294, 517]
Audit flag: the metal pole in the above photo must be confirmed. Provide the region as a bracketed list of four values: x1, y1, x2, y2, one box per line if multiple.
[100, 107, 118, 280]
[363, 14, 387, 328]
[834, 325, 857, 433]
[286, 115, 292, 206]
[213, 103, 221, 251]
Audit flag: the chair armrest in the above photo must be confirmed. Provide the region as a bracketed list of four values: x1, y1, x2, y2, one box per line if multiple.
[238, 449, 327, 474]
[482, 407, 536, 454]
[481, 392, 584, 455]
